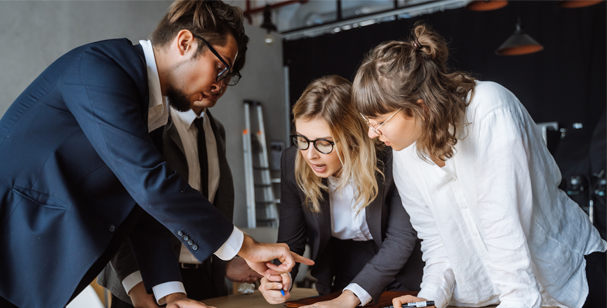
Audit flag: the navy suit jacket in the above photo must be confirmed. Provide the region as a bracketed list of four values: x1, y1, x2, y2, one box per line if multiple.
[0, 39, 234, 307]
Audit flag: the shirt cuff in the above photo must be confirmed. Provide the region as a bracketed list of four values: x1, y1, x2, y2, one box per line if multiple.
[121, 271, 143, 295]
[418, 286, 448, 308]
[153, 281, 186, 305]
[344, 283, 372, 306]
[214, 226, 244, 261]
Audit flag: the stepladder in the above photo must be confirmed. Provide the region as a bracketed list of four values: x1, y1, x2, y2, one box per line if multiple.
[242, 100, 280, 228]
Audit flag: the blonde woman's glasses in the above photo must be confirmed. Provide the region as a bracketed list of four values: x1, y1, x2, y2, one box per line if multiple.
[291, 134, 335, 154]
[360, 108, 402, 136]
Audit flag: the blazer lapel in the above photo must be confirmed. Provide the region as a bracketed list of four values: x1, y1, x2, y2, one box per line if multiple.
[134, 44, 150, 126]
[162, 115, 188, 180]
[206, 110, 235, 221]
[366, 175, 384, 248]
[313, 179, 332, 260]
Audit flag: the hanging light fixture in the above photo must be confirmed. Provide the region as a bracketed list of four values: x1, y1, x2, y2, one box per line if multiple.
[260, 4, 278, 45]
[466, 0, 508, 11]
[558, 1, 603, 8]
[496, 18, 543, 56]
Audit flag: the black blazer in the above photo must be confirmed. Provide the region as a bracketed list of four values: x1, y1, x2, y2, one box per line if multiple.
[0, 39, 234, 307]
[97, 110, 235, 303]
[278, 146, 423, 303]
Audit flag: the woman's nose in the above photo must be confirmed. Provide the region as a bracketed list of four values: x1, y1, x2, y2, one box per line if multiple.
[368, 127, 379, 139]
[306, 146, 319, 159]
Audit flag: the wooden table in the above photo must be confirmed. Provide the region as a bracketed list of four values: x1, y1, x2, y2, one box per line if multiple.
[204, 288, 561, 308]
[204, 287, 319, 308]
[202, 288, 503, 308]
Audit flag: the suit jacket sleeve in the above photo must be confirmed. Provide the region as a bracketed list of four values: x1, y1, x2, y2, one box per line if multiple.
[60, 42, 233, 291]
[276, 148, 308, 281]
[350, 155, 419, 303]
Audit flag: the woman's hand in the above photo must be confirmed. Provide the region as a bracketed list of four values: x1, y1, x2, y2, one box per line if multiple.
[392, 295, 430, 308]
[259, 273, 291, 304]
[300, 290, 361, 308]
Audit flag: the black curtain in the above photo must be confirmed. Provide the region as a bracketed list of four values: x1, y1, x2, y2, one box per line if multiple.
[283, 0, 606, 235]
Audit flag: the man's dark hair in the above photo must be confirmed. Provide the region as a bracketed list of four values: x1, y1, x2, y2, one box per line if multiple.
[151, 0, 249, 72]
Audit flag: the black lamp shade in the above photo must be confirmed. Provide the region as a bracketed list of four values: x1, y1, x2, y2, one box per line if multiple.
[260, 5, 278, 33]
[496, 19, 544, 56]
[558, 1, 603, 8]
[466, 0, 508, 11]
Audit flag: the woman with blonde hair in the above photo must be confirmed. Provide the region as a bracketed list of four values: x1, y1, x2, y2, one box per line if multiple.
[259, 75, 423, 308]
[352, 23, 606, 308]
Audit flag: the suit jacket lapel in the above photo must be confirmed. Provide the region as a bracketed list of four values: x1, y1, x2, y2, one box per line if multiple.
[367, 173, 385, 248]
[206, 110, 234, 221]
[162, 115, 188, 180]
[134, 44, 150, 126]
[313, 179, 332, 260]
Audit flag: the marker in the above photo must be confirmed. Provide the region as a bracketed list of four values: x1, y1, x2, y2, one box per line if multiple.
[385, 301, 435, 308]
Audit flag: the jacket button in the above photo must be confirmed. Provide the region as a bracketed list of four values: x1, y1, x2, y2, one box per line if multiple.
[192, 245, 198, 251]
[183, 236, 189, 241]
[108, 225, 115, 232]
[177, 230, 183, 237]
[187, 240, 193, 246]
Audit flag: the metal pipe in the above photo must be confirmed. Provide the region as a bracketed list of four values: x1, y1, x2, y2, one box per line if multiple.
[243, 0, 309, 24]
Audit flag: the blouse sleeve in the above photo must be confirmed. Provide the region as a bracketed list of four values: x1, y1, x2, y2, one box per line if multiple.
[470, 108, 542, 308]
[392, 157, 455, 308]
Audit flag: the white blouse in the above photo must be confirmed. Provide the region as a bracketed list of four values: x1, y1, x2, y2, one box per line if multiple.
[392, 81, 607, 308]
[328, 176, 373, 241]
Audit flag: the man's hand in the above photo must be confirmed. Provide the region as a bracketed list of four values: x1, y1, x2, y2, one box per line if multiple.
[238, 234, 314, 276]
[164, 293, 216, 308]
[392, 295, 430, 308]
[226, 256, 263, 283]
[128, 281, 160, 308]
[300, 290, 360, 308]
[259, 273, 292, 304]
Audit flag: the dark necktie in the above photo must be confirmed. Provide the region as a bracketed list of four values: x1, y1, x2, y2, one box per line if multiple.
[193, 117, 209, 198]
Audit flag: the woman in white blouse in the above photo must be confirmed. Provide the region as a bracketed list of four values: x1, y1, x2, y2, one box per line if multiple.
[352, 24, 606, 308]
[259, 75, 424, 308]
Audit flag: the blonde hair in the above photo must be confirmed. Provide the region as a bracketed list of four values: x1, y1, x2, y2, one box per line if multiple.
[292, 75, 383, 213]
[352, 22, 476, 162]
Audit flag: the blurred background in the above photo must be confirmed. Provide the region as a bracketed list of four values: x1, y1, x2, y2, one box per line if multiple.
[0, 0, 604, 305]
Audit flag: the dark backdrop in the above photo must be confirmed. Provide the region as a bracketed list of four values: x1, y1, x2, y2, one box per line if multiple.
[283, 0, 606, 236]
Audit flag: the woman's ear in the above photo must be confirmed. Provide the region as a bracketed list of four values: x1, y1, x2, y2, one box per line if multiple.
[416, 99, 429, 121]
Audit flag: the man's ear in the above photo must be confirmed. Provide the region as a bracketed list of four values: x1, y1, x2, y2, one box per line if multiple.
[174, 29, 196, 57]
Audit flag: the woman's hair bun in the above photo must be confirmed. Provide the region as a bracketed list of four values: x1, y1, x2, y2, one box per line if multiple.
[412, 22, 449, 64]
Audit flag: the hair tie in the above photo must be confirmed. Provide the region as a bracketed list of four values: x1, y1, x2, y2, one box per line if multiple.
[412, 39, 424, 51]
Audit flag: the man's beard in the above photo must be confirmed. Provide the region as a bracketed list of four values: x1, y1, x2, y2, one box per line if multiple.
[166, 85, 191, 112]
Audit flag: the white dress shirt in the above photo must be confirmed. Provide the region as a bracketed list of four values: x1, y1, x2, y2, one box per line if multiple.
[392, 81, 607, 308]
[122, 40, 244, 304]
[327, 177, 375, 305]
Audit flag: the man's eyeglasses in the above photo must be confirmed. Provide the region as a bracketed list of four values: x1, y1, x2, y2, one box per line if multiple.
[192, 34, 241, 86]
[291, 134, 335, 154]
[360, 108, 402, 136]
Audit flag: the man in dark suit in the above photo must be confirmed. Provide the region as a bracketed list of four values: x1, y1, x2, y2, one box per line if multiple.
[0, 1, 311, 307]
[98, 90, 261, 307]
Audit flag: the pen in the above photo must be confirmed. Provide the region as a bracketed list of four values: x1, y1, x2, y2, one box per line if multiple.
[280, 289, 285, 296]
[385, 300, 435, 308]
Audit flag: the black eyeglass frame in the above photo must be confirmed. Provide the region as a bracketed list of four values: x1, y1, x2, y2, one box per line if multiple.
[290, 134, 336, 154]
[192, 34, 241, 86]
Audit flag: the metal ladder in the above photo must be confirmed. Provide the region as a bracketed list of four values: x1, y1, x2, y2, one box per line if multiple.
[242, 100, 280, 228]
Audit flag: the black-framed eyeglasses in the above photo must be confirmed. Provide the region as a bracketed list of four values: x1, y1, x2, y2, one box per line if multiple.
[192, 34, 241, 86]
[291, 134, 335, 154]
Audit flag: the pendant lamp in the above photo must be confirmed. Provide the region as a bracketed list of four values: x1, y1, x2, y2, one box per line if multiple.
[260, 4, 278, 45]
[466, 0, 508, 11]
[558, 1, 603, 8]
[495, 18, 543, 56]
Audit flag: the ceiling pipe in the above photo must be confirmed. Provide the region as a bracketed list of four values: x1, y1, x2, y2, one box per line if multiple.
[244, 0, 309, 24]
